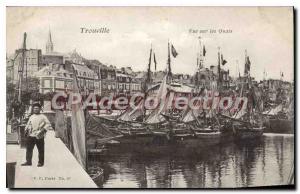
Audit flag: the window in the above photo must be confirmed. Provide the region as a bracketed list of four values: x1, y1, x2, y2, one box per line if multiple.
[56, 80, 64, 89]
[44, 79, 51, 88]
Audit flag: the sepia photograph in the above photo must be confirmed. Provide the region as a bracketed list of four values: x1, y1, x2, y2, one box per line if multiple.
[6, 6, 294, 188]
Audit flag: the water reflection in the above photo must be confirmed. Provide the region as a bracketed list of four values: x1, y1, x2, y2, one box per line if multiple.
[89, 134, 294, 188]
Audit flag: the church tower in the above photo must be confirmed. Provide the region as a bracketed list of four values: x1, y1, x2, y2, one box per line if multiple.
[46, 30, 54, 53]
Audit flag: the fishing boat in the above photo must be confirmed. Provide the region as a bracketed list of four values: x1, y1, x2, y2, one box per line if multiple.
[232, 123, 263, 139]
[220, 112, 264, 140]
[154, 38, 222, 146]
[221, 51, 264, 140]
[89, 44, 171, 145]
[263, 98, 294, 134]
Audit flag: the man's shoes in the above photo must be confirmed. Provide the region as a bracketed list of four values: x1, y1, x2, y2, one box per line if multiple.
[37, 163, 44, 167]
[21, 162, 32, 166]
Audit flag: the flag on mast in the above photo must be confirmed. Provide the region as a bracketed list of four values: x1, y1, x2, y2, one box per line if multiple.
[146, 46, 152, 84]
[148, 47, 152, 71]
[171, 44, 178, 58]
[245, 56, 251, 74]
[221, 54, 227, 65]
[203, 45, 206, 56]
[153, 52, 157, 71]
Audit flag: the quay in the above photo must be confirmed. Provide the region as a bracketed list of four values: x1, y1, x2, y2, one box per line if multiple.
[6, 130, 97, 188]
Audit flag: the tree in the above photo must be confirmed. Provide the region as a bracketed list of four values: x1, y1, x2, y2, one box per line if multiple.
[7, 77, 44, 120]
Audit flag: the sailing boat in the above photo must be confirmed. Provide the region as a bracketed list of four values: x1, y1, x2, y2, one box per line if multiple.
[171, 39, 221, 144]
[262, 82, 294, 134]
[149, 39, 222, 146]
[223, 51, 264, 140]
[103, 45, 158, 144]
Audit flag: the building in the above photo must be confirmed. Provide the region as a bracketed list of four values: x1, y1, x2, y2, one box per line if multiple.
[219, 69, 230, 89]
[46, 30, 54, 54]
[41, 30, 65, 68]
[72, 63, 100, 95]
[131, 77, 142, 94]
[42, 54, 64, 65]
[7, 49, 42, 84]
[86, 61, 118, 97]
[64, 49, 84, 65]
[236, 76, 255, 89]
[98, 65, 117, 96]
[116, 71, 132, 96]
[34, 64, 73, 94]
[173, 74, 192, 85]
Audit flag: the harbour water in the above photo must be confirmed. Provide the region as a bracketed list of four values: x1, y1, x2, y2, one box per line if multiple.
[89, 133, 294, 188]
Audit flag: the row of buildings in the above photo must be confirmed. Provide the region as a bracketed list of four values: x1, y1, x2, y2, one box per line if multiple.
[6, 31, 145, 96]
[6, 31, 292, 99]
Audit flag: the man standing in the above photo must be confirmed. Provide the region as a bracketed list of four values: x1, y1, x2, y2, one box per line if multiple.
[21, 102, 52, 167]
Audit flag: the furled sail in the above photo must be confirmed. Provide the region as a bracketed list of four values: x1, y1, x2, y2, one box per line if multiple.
[145, 75, 169, 124]
[85, 112, 122, 139]
[181, 108, 195, 123]
[118, 99, 144, 122]
[233, 108, 246, 119]
[264, 104, 283, 115]
[71, 66, 86, 169]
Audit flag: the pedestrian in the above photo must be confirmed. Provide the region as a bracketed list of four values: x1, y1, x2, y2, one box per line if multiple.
[21, 102, 52, 167]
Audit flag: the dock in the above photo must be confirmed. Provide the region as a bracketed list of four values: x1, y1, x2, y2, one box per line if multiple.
[7, 130, 97, 188]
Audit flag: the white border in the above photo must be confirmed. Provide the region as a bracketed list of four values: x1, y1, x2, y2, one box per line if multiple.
[1, 0, 298, 193]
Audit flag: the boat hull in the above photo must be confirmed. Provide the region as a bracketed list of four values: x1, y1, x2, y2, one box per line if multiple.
[233, 125, 263, 140]
[264, 118, 294, 134]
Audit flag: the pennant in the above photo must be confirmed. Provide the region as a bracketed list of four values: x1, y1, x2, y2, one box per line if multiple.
[246, 56, 251, 72]
[203, 45, 206, 56]
[153, 52, 157, 71]
[148, 48, 152, 72]
[171, 44, 178, 58]
[221, 54, 227, 65]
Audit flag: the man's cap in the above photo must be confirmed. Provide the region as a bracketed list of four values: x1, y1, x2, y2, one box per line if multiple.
[32, 102, 42, 108]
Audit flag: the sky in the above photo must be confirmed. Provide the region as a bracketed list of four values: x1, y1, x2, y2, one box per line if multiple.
[7, 6, 294, 82]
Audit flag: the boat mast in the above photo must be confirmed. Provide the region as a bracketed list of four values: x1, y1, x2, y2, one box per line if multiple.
[18, 32, 27, 102]
[167, 40, 172, 83]
[142, 45, 153, 121]
[217, 47, 221, 91]
[198, 36, 203, 70]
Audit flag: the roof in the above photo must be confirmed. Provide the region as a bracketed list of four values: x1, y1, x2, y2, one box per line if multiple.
[34, 65, 73, 79]
[43, 52, 64, 57]
[148, 82, 194, 93]
[135, 72, 146, 79]
[169, 83, 194, 93]
[116, 73, 130, 78]
[72, 64, 98, 79]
